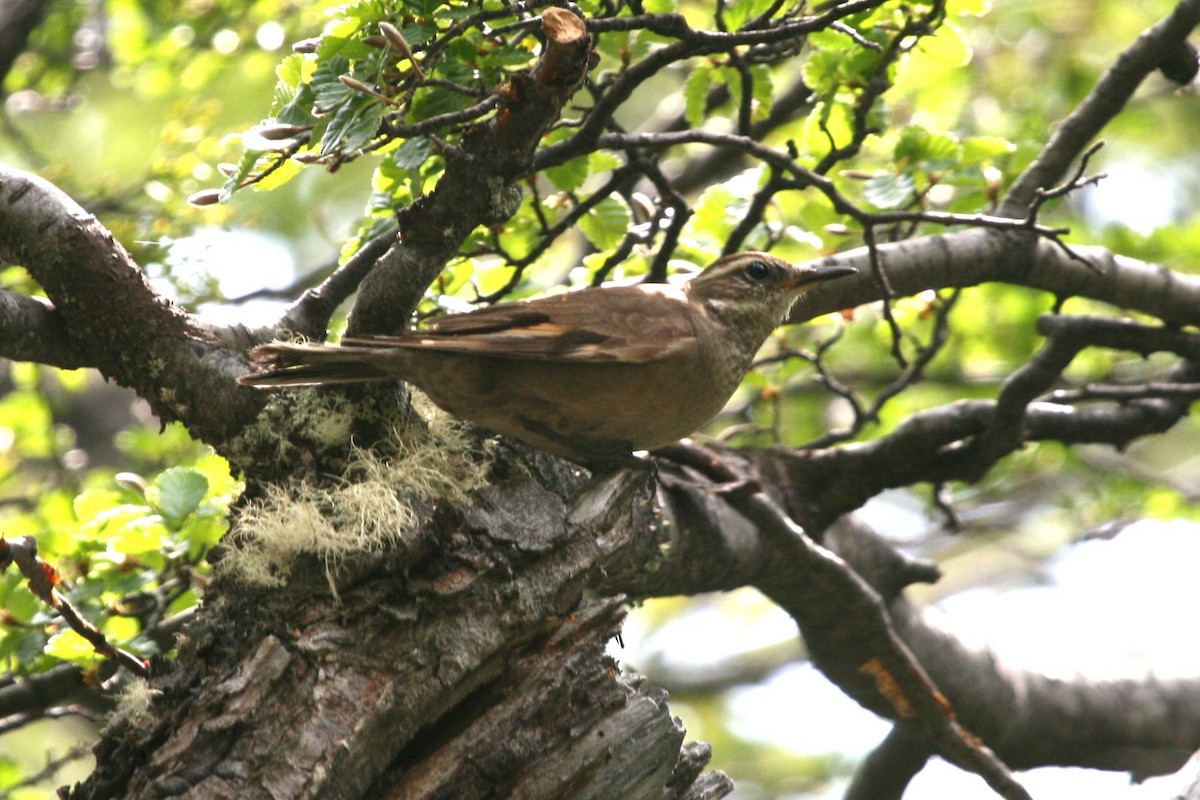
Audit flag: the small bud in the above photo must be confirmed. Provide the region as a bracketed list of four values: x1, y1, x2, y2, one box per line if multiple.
[628, 192, 656, 224]
[338, 74, 396, 105]
[379, 21, 425, 79]
[379, 22, 411, 55]
[115, 472, 150, 496]
[186, 189, 223, 207]
[339, 74, 374, 94]
[292, 37, 319, 53]
[256, 123, 314, 141]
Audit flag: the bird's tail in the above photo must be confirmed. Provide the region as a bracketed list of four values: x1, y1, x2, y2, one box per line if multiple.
[238, 342, 396, 388]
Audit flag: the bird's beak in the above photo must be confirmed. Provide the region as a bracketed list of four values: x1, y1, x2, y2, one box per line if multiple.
[790, 264, 857, 288]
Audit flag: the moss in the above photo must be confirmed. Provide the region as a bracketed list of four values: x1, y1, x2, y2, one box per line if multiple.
[114, 677, 162, 727]
[223, 390, 493, 589]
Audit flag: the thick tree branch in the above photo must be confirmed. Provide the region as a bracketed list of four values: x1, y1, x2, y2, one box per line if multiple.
[0, 165, 268, 449]
[999, 0, 1200, 216]
[601, 485, 1200, 789]
[787, 229, 1200, 328]
[727, 486, 1031, 800]
[0, 0, 48, 91]
[0, 663, 98, 722]
[344, 9, 594, 337]
[0, 288, 84, 368]
[833, 519, 1200, 794]
[65, 459, 733, 800]
[747, 365, 1197, 533]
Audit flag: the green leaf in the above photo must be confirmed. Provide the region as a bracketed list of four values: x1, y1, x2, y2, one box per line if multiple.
[0, 756, 21, 791]
[961, 135, 1016, 165]
[312, 56, 354, 114]
[801, 50, 841, 94]
[393, 136, 432, 171]
[219, 149, 264, 201]
[0, 626, 47, 664]
[750, 64, 774, 121]
[253, 158, 305, 193]
[864, 172, 915, 209]
[919, 20, 973, 67]
[0, 582, 39, 625]
[895, 125, 961, 169]
[322, 97, 386, 156]
[152, 467, 209, 527]
[691, 184, 740, 239]
[45, 629, 96, 666]
[274, 53, 312, 90]
[589, 151, 622, 174]
[578, 196, 632, 250]
[276, 82, 317, 127]
[402, 0, 443, 17]
[545, 155, 591, 192]
[684, 65, 714, 128]
[722, 0, 780, 31]
[74, 488, 129, 529]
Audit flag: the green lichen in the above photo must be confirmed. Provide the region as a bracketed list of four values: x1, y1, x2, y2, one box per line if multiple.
[224, 391, 492, 590]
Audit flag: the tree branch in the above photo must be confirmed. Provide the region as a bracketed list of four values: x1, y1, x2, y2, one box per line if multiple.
[0, 0, 48, 90]
[999, 0, 1200, 216]
[728, 486, 1031, 800]
[0, 165, 267, 451]
[345, 9, 594, 337]
[0, 288, 85, 368]
[602, 480, 1200, 790]
[786, 229, 1200, 329]
[267, 226, 398, 341]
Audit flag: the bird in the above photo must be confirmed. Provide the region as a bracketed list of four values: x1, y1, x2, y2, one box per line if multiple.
[238, 252, 856, 465]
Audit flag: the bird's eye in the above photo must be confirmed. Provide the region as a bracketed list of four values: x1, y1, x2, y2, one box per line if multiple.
[745, 260, 770, 280]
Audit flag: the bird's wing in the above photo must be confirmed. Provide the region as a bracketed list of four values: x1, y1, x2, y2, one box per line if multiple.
[342, 284, 696, 363]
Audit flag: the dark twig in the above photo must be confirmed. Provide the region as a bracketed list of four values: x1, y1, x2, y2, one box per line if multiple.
[1025, 140, 1108, 267]
[576, 129, 1074, 239]
[999, 0, 1200, 217]
[863, 225, 907, 368]
[727, 487, 1032, 800]
[0, 537, 150, 679]
[723, 167, 786, 255]
[4, 741, 93, 791]
[930, 483, 961, 532]
[1046, 381, 1200, 404]
[831, 20, 884, 51]
[382, 94, 501, 138]
[271, 226, 398, 340]
[633, 157, 691, 282]
[802, 289, 960, 449]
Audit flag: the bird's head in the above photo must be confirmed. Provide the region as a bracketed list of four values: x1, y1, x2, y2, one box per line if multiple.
[686, 252, 856, 324]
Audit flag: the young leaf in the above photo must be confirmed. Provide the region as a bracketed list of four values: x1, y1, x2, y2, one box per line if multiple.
[152, 467, 209, 528]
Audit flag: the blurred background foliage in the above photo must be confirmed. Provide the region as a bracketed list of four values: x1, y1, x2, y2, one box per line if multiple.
[1, 0, 1199, 797]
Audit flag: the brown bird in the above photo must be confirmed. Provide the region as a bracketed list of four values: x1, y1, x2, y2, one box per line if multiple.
[239, 252, 855, 465]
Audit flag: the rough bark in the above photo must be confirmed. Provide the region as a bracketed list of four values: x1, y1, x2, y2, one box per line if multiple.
[62, 461, 735, 800]
[6, 4, 1200, 799]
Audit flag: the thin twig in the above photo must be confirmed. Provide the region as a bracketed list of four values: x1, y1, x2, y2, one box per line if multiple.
[0, 537, 150, 679]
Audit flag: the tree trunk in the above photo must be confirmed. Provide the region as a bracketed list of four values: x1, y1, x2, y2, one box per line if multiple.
[64, 458, 730, 800]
